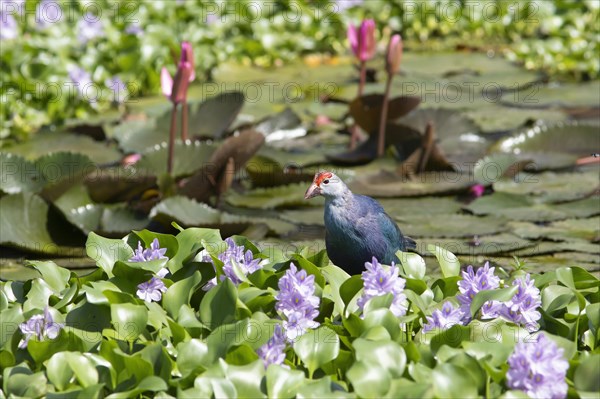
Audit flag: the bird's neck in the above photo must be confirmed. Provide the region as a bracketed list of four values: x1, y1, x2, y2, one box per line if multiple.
[325, 189, 353, 208]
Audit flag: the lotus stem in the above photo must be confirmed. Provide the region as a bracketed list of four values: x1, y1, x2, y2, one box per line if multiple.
[181, 99, 189, 141]
[167, 103, 178, 174]
[349, 60, 368, 150]
[377, 74, 394, 157]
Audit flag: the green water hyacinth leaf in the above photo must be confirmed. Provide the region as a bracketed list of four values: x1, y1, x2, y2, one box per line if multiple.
[266, 364, 305, 399]
[163, 271, 201, 319]
[432, 363, 478, 398]
[86, 232, 133, 277]
[353, 338, 406, 378]
[200, 278, 237, 329]
[396, 251, 426, 280]
[28, 261, 71, 294]
[470, 285, 519, 318]
[426, 244, 460, 278]
[46, 351, 99, 391]
[347, 359, 392, 398]
[110, 303, 148, 341]
[293, 326, 340, 378]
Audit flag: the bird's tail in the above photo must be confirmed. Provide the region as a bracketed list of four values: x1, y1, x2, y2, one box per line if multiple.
[403, 236, 417, 251]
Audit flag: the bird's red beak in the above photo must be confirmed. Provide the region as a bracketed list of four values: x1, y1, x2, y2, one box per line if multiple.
[304, 183, 321, 200]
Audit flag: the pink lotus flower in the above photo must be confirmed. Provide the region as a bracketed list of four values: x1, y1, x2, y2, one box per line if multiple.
[386, 34, 403, 76]
[161, 41, 195, 104]
[347, 19, 377, 62]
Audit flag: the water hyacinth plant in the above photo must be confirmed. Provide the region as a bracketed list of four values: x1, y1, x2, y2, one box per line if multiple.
[1, 228, 597, 398]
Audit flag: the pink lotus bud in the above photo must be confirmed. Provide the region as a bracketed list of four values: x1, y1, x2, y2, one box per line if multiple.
[347, 19, 376, 62]
[180, 41, 195, 82]
[161, 67, 173, 98]
[386, 34, 403, 76]
[170, 61, 193, 104]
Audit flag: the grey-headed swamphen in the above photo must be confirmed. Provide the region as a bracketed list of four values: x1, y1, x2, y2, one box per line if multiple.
[305, 171, 416, 275]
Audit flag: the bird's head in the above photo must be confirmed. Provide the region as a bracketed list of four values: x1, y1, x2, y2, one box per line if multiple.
[304, 171, 347, 199]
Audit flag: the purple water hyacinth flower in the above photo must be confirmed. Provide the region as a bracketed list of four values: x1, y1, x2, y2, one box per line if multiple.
[275, 263, 320, 341]
[76, 12, 104, 44]
[36, 0, 62, 28]
[125, 22, 143, 36]
[334, 0, 363, 12]
[422, 302, 465, 332]
[129, 238, 168, 262]
[105, 76, 127, 104]
[498, 274, 541, 332]
[67, 65, 96, 103]
[0, 11, 18, 39]
[18, 307, 63, 349]
[507, 333, 569, 399]
[357, 257, 407, 318]
[202, 238, 263, 290]
[457, 262, 500, 321]
[137, 276, 167, 302]
[257, 324, 287, 367]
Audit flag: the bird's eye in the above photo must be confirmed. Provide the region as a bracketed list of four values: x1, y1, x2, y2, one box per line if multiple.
[323, 179, 330, 185]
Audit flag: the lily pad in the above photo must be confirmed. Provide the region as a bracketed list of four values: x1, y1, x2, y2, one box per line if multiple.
[418, 234, 535, 256]
[5, 131, 121, 164]
[466, 193, 600, 222]
[349, 170, 473, 197]
[54, 185, 149, 236]
[349, 95, 421, 134]
[493, 171, 599, 203]
[135, 141, 216, 177]
[0, 193, 58, 254]
[397, 214, 508, 238]
[508, 218, 600, 242]
[491, 122, 600, 170]
[0, 153, 45, 194]
[398, 108, 489, 167]
[226, 183, 324, 209]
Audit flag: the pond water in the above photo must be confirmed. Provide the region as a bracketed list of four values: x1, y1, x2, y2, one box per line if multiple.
[1, 52, 599, 280]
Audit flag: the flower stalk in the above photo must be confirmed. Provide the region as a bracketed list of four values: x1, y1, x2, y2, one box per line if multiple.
[377, 34, 403, 157]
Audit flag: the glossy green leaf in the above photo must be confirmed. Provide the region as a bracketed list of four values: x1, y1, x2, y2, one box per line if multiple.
[86, 232, 133, 277]
[427, 244, 460, 278]
[200, 278, 237, 329]
[266, 364, 305, 399]
[294, 327, 340, 378]
[470, 286, 519, 317]
[110, 303, 148, 341]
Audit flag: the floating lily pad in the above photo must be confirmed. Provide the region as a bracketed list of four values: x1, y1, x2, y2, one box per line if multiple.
[226, 183, 324, 209]
[349, 170, 473, 197]
[135, 141, 216, 177]
[54, 185, 149, 236]
[397, 214, 508, 238]
[398, 108, 489, 167]
[379, 197, 463, 216]
[280, 208, 325, 226]
[466, 104, 568, 133]
[466, 193, 600, 222]
[493, 171, 599, 203]
[178, 129, 265, 202]
[0, 193, 58, 254]
[508, 218, 600, 242]
[5, 131, 121, 164]
[500, 81, 600, 108]
[0, 153, 45, 194]
[349, 95, 421, 134]
[149, 196, 295, 236]
[491, 122, 600, 170]
[418, 234, 535, 256]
